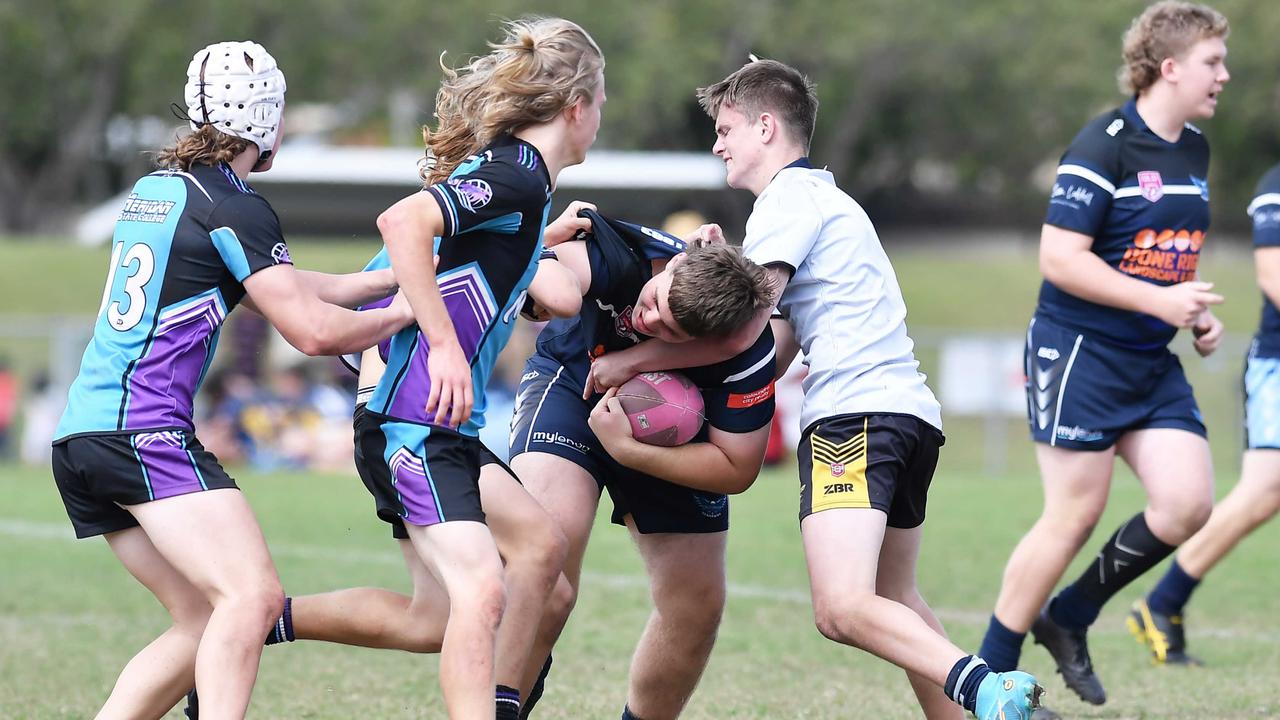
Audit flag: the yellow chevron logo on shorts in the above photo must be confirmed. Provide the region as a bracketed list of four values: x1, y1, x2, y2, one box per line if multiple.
[809, 420, 870, 513]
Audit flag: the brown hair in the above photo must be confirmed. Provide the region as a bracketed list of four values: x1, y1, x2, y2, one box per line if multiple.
[668, 245, 775, 338]
[155, 126, 253, 172]
[697, 59, 818, 152]
[1119, 1, 1229, 94]
[422, 17, 604, 185]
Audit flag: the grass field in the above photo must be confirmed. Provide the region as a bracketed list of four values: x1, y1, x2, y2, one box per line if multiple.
[2, 459, 1278, 719]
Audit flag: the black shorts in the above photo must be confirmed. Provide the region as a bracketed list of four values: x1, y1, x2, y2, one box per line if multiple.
[52, 431, 238, 539]
[797, 413, 943, 529]
[508, 354, 728, 535]
[353, 404, 509, 540]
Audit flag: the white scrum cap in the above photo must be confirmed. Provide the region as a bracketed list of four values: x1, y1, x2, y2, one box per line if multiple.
[184, 41, 286, 162]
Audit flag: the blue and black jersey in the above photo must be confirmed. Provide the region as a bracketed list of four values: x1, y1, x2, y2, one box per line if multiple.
[55, 162, 292, 441]
[1250, 163, 1280, 357]
[367, 135, 552, 436]
[1037, 97, 1211, 351]
[535, 210, 685, 364]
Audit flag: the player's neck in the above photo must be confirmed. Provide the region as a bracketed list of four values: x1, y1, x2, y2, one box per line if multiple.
[1134, 90, 1188, 143]
[752, 151, 808, 196]
[516, 124, 571, 188]
[226, 148, 262, 180]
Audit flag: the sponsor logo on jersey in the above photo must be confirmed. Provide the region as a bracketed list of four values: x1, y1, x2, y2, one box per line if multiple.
[117, 193, 176, 224]
[271, 242, 292, 264]
[521, 370, 540, 383]
[1255, 209, 1280, 229]
[1189, 175, 1210, 201]
[1105, 119, 1125, 137]
[1055, 424, 1104, 443]
[1036, 347, 1060, 361]
[1137, 171, 1164, 202]
[449, 178, 493, 211]
[727, 380, 775, 409]
[594, 299, 640, 344]
[1120, 229, 1203, 283]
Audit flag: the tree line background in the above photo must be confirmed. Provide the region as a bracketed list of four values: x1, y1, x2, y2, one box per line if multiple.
[2, 0, 1278, 235]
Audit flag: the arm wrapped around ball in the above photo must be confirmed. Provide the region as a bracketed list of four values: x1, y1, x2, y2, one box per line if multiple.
[587, 388, 769, 495]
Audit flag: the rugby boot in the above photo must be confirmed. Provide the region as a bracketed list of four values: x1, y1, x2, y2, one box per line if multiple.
[183, 688, 199, 719]
[1030, 606, 1106, 705]
[973, 670, 1044, 720]
[1127, 598, 1203, 666]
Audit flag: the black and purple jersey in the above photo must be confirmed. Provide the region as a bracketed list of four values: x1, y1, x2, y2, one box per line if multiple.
[1036, 97, 1211, 350]
[1250, 163, 1280, 357]
[367, 135, 552, 436]
[55, 162, 292, 441]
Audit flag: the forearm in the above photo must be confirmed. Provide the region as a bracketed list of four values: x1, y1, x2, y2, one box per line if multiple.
[297, 269, 396, 308]
[311, 304, 407, 356]
[604, 439, 755, 494]
[1044, 250, 1162, 314]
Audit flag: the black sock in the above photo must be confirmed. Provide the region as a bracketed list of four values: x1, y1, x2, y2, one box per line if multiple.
[520, 654, 552, 719]
[1051, 512, 1175, 629]
[978, 615, 1025, 672]
[944, 655, 991, 714]
[496, 684, 521, 720]
[1147, 559, 1201, 616]
[264, 596, 295, 645]
[621, 705, 643, 720]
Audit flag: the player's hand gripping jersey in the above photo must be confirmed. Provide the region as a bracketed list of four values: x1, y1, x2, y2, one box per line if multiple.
[1039, 98, 1212, 351]
[367, 136, 552, 436]
[56, 163, 293, 440]
[512, 211, 777, 471]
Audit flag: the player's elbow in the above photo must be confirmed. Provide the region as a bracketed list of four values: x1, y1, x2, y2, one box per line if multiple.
[1039, 248, 1071, 285]
[543, 291, 582, 318]
[720, 465, 759, 494]
[376, 205, 415, 243]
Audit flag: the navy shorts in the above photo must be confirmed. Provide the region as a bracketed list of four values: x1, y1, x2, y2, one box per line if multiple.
[508, 353, 729, 534]
[798, 413, 943, 529]
[1025, 315, 1205, 450]
[52, 430, 238, 538]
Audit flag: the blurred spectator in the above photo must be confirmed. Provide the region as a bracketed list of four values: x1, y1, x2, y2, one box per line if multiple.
[20, 372, 61, 465]
[0, 357, 16, 459]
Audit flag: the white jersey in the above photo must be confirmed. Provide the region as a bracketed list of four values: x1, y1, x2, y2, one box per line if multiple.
[742, 165, 942, 435]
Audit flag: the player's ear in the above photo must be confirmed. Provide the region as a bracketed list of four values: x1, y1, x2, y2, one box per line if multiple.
[758, 112, 776, 143]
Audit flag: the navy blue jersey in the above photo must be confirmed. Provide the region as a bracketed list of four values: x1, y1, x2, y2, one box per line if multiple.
[368, 136, 552, 435]
[1037, 98, 1211, 350]
[535, 211, 685, 364]
[529, 211, 776, 435]
[55, 163, 292, 441]
[1250, 163, 1280, 356]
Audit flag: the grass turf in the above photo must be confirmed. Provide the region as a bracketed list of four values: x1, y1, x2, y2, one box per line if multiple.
[1, 460, 1277, 719]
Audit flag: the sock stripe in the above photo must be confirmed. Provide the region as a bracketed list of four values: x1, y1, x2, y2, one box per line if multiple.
[951, 656, 983, 703]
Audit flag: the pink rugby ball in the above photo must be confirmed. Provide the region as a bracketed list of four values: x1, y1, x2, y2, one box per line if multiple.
[616, 371, 706, 447]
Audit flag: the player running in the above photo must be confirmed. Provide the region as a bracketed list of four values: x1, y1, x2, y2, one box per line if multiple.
[1128, 162, 1280, 666]
[976, 1, 1230, 712]
[509, 211, 777, 719]
[51, 41, 413, 720]
[592, 58, 1044, 720]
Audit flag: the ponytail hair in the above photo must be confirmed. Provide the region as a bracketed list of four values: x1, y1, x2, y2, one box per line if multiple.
[423, 17, 604, 185]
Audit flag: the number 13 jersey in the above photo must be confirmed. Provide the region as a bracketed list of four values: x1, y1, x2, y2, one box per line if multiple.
[55, 162, 292, 441]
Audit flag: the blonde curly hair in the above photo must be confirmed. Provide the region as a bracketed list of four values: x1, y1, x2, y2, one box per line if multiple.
[1119, 1, 1229, 95]
[422, 17, 604, 185]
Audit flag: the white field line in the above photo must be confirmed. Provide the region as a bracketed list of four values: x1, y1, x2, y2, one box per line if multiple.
[2, 518, 1274, 642]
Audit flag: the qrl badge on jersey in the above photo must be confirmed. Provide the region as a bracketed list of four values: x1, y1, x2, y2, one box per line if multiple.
[1138, 171, 1164, 202]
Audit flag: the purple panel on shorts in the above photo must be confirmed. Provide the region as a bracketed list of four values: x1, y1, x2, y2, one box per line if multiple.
[387, 446, 443, 526]
[125, 296, 224, 431]
[132, 431, 204, 499]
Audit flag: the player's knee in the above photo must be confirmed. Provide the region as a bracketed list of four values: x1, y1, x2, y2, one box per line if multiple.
[1158, 498, 1213, 542]
[812, 592, 873, 646]
[218, 585, 284, 634]
[546, 574, 578, 627]
[519, 519, 569, 586]
[463, 575, 507, 632]
[1039, 507, 1101, 546]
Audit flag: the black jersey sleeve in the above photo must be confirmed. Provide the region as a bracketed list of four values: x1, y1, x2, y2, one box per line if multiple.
[426, 154, 546, 239]
[208, 193, 292, 282]
[1251, 164, 1280, 249]
[695, 328, 777, 434]
[1044, 110, 1125, 238]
